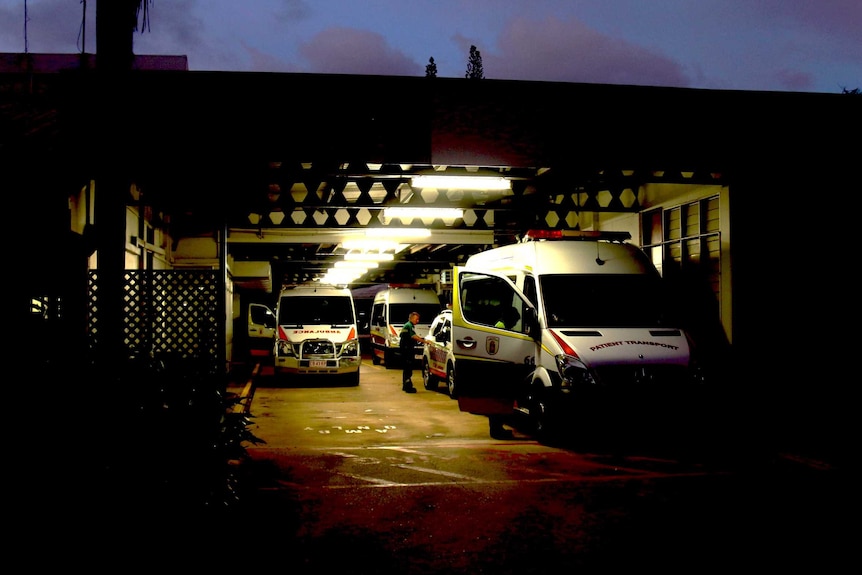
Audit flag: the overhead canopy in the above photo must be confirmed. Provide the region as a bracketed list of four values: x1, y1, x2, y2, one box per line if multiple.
[5, 67, 858, 290]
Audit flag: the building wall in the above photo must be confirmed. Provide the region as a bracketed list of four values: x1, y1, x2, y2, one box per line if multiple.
[596, 183, 731, 357]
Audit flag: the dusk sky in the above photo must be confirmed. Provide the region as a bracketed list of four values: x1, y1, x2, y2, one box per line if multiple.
[1, 0, 859, 93]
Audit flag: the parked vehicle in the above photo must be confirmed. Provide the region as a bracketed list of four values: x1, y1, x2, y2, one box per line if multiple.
[369, 285, 442, 368]
[350, 284, 386, 356]
[421, 308, 458, 398]
[265, 283, 361, 385]
[243, 301, 276, 360]
[450, 229, 707, 439]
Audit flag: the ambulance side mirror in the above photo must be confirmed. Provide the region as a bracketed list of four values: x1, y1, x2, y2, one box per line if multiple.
[522, 306, 540, 341]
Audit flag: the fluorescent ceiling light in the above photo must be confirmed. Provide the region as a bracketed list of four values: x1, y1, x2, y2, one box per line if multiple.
[343, 252, 395, 262]
[411, 175, 510, 191]
[383, 207, 464, 219]
[334, 260, 378, 269]
[341, 239, 400, 251]
[322, 269, 365, 283]
[323, 268, 361, 277]
[365, 227, 432, 239]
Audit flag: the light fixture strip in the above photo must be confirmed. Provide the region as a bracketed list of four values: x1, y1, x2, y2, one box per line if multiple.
[343, 252, 395, 262]
[334, 260, 378, 269]
[365, 227, 432, 239]
[410, 175, 510, 191]
[383, 207, 464, 219]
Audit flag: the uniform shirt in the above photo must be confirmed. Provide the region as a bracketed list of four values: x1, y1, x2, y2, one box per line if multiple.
[400, 320, 417, 350]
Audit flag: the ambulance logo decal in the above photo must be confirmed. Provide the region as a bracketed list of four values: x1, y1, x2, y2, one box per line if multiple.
[486, 336, 500, 355]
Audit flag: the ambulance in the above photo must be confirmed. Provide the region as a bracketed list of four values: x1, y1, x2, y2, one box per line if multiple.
[369, 285, 442, 368]
[271, 283, 361, 385]
[450, 230, 707, 438]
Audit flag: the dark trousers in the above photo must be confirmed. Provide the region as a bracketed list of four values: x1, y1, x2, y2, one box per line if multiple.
[401, 348, 414, 385]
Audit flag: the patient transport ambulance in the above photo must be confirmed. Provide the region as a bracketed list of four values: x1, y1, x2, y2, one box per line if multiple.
[271, 283, 361, 385]
[450, 230, 706, 438]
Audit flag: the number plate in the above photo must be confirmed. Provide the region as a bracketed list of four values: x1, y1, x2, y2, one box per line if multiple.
[310, 360, 326, 368]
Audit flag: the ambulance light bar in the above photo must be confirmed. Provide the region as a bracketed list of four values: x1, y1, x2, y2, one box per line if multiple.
[522, 230, 632, 243]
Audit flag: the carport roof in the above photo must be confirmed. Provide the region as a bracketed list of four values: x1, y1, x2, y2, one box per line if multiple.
[4, 60, 857, 289]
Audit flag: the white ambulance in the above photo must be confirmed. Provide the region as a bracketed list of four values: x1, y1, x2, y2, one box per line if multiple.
[450, 230, 707, 439]
[369, 285, 442, 368]
[271, 283, 361, 385]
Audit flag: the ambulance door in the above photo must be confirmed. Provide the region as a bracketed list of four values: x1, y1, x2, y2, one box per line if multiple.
[451, 267, 539, 416]
[247, 302, 277, 357]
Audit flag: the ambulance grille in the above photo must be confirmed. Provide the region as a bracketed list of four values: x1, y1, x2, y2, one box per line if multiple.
[300, 340, 335, 358]
[594, 364, 691, 389]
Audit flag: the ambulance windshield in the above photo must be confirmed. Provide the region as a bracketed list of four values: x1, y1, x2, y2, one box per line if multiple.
[390, 303, 443, 325]
[278, 295, 355, 326]
[540, 274, 671, 328]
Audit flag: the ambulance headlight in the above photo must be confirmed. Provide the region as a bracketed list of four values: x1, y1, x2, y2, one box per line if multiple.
[341, 340, 359, 356]
[277, 340, 296, 357]
[555, 354, 596, 387]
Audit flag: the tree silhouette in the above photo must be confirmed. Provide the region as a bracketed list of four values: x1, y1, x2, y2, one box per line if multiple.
[465, 45, 484, 79]
[425, 57, 437, 78]
[96, 0, 152, 72]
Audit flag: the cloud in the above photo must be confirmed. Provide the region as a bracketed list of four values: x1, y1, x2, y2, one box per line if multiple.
[482, 16, 690, 87]
[0, 0, 90, 53]
[297, 27, 420, 76]
[242, 41, 299, 73]
[273, 0, 313, 23]
[1, 0, 854, 92]
[136, 0, 205, 53]
[738, 0, 862, 47]
[774, 68, 815, 92]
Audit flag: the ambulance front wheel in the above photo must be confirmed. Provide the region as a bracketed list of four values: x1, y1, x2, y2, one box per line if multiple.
[446, 362, 458, 399]
[529, 392, 555, 442]
[422, 359, 437, 390]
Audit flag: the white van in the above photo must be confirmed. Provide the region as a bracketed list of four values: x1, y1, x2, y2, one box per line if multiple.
[270, 283, 362, 385]
[243, 301, 277, 360]
[369, 285, 442, 368]
[450, 229, 707, 438]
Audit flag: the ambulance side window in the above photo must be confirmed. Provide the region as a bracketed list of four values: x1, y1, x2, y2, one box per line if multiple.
[437, 317, 451, 343]
[522, 276, 538, 334]
[460, 272, 521, 329]
[372, 303, 385, 326]
[250, 304, 276, 329]
[522, 276, 537, 307]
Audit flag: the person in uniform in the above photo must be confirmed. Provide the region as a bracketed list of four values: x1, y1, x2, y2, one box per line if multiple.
[399, 311, 426, 393]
